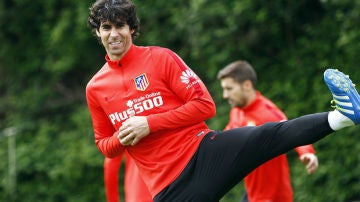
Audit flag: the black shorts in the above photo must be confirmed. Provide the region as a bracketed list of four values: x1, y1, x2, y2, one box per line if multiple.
[154, 112, 332, 202]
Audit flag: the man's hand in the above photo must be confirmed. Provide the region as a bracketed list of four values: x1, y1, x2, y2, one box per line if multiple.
[117, 116, 150, 146]
[300, 153, 319, 174]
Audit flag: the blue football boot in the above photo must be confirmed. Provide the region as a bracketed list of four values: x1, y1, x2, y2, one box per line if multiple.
[324, 69, 360, 124]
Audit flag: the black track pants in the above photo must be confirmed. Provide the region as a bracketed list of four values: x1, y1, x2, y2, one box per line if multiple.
[154, 112, 333, 202]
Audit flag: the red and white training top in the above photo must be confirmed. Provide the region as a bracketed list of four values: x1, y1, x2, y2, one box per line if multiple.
[86, 45, 215, 197]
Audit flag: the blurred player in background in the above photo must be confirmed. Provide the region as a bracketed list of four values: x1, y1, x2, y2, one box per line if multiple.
[104, 155, 152, 202]
[218, 60, 319, 202]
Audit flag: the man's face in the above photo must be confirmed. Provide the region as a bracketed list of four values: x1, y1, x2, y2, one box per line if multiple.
[96, 20, 134, 60]
[220, 77, 249, 108]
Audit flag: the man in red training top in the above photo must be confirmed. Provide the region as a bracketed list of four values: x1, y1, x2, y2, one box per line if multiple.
[86, 0, 360, 201]
[218, 60, 319, 202]
[104, 155, 152, 202]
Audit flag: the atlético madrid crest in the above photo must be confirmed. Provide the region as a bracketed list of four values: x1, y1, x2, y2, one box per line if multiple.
[134, 73, 149, 91]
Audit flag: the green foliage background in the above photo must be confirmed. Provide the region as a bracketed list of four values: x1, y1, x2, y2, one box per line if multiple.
[1, 0, 360, 201]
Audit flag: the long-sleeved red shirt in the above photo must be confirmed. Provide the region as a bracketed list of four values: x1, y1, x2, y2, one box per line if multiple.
[225, 91, 315, 202]
[86, 45, 215, 197]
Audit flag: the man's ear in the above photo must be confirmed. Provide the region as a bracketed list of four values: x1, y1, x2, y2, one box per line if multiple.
[243, 80, 253, 90]
[96, 29, 101, 37]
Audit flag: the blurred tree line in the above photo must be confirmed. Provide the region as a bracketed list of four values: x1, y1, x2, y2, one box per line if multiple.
[1, 0, 360, 201]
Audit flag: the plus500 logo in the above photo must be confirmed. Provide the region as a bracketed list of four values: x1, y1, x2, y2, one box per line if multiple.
[109, 96, 164, 124]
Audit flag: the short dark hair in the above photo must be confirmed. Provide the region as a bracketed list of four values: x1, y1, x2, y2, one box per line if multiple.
[87, 0, 140, 39]
[217, 60, 257, 87]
